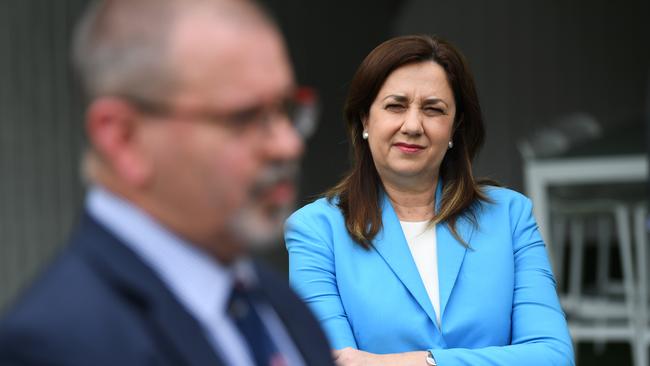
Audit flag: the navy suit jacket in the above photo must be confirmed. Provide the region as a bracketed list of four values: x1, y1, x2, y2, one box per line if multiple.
[0, 213, 333, 366]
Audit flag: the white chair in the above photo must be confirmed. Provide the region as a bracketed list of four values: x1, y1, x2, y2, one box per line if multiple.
[518, 113, 647, 363]
[551, 199, 641, 364]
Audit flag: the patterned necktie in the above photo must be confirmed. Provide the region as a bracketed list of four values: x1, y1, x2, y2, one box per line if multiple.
[228, 281, 287, 366]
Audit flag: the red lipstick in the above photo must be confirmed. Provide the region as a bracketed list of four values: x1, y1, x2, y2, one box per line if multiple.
[393, 142, 424, 153]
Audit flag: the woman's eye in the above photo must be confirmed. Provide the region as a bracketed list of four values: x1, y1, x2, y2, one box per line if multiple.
[385, 104, 405, 112]
[423, 107, 443, 116]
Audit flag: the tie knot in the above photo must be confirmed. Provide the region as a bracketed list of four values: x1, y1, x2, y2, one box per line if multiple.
[228, 281, 253, 320]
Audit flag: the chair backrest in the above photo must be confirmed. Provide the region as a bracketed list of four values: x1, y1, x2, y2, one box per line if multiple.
[517, 113, 601, 161]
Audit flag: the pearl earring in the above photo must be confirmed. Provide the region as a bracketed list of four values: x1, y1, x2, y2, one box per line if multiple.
[448, 140, 453, 149]
[362, 131, 369, 140]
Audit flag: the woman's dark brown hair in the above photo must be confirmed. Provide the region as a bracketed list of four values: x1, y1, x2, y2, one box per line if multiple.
[327, 34, 490, 248]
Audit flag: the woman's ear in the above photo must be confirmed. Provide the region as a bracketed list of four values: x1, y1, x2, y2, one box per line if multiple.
[360, 113, 368, 131]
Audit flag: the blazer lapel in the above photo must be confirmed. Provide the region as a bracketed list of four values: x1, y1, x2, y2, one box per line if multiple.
[433, 180, 472, 323]
[373, 179, 473, 327]
[436, 218, 469, 323]
[74, 213, 225, 366]
[372, 193, 439, 327]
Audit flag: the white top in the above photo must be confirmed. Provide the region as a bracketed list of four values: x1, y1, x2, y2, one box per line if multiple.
[400, 220, 441, 327]
[86, 185, 304, 366]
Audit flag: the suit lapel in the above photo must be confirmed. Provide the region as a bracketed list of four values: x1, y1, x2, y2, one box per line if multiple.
[373, 180, 472, 327]
[373, 193, 439, 327]
[253, 262, 333, 366]
[144, 296, 225, 366]
[74, 213, 225, 366]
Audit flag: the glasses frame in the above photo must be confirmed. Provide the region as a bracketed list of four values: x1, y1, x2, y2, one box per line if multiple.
[120, 86, 319, 139]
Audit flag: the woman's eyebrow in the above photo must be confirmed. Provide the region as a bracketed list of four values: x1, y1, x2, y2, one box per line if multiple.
[422, 97, 448, 107]
[382, 94, 409, 103]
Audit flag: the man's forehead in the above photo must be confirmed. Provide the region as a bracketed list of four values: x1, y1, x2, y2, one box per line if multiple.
[166, 14, 294, 109]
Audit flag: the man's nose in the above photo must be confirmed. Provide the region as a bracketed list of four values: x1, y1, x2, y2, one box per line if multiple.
[261, 116, 304, 161]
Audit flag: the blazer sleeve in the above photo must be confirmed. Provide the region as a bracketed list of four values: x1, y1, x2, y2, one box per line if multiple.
[284, 212, 358, 350]
[430, 196, 575, 365]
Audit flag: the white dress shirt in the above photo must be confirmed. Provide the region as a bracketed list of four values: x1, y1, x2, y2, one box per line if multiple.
[400, 220, 441, 327]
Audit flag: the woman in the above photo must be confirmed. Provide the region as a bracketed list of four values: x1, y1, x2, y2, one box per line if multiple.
[285, 35, 574, 365]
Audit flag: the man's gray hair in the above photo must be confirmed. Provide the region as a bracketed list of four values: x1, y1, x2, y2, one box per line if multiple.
[71, 0, 275, 102]
[71, 0, 184, 101]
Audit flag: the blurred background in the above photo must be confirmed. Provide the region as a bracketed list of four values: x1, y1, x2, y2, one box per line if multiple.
[1, 0, 648, 364]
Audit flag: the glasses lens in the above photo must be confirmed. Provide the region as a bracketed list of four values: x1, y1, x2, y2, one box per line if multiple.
[291, 87, 319, 139]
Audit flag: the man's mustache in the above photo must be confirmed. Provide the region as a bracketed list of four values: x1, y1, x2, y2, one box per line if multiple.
[250, 162, 300, 197]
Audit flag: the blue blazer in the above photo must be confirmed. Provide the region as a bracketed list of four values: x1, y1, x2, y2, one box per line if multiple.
[285, 185, 574, 365]
[0, 213, 334, 366]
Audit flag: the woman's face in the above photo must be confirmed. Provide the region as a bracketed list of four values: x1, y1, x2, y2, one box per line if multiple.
[364, 61, 456, 187]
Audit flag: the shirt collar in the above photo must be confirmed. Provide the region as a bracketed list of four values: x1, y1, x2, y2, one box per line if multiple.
[85, 185, 252, 324]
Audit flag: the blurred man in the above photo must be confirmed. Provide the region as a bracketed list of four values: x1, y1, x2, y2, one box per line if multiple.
[0, 0, 332, 365]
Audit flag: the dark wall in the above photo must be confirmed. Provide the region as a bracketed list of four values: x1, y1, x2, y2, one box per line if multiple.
[0, 0, 89, 308]
[263, 0, 649, 198]
[262, 0, 405, 206]
[1, 0, 648, 314]
[396, 0, 649, 189]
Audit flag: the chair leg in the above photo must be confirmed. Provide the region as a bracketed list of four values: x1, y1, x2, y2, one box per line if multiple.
[594, 222, 608, 355]
[633, 340, 648, 366]
[596, 216, 612, 293]
[553, 215, 568, 291]
[613, 204, 641, 365]
[569, 217, 585, 305]
[634, 205, 648, 328]
[614, 205, 636, 318]
[634, 204, 649, 366]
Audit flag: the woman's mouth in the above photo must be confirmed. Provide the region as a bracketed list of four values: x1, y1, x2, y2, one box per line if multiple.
[393, 142, 425, 153]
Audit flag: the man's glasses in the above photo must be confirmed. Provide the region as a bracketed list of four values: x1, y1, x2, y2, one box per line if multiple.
[123, 86, 319, 139]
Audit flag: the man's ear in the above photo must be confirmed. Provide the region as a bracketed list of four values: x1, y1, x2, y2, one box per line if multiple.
[85, 98, 153, 188]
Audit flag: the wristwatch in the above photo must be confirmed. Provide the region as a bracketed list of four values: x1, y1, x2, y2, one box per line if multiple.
[425, 350, 437, 365]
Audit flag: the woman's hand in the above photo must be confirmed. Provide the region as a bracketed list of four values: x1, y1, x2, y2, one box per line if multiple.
[332, 347, 430, 366]
[332, 348, 380, 366]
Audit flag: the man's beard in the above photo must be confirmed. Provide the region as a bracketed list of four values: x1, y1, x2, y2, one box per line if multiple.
[227, 162, 300, 250]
